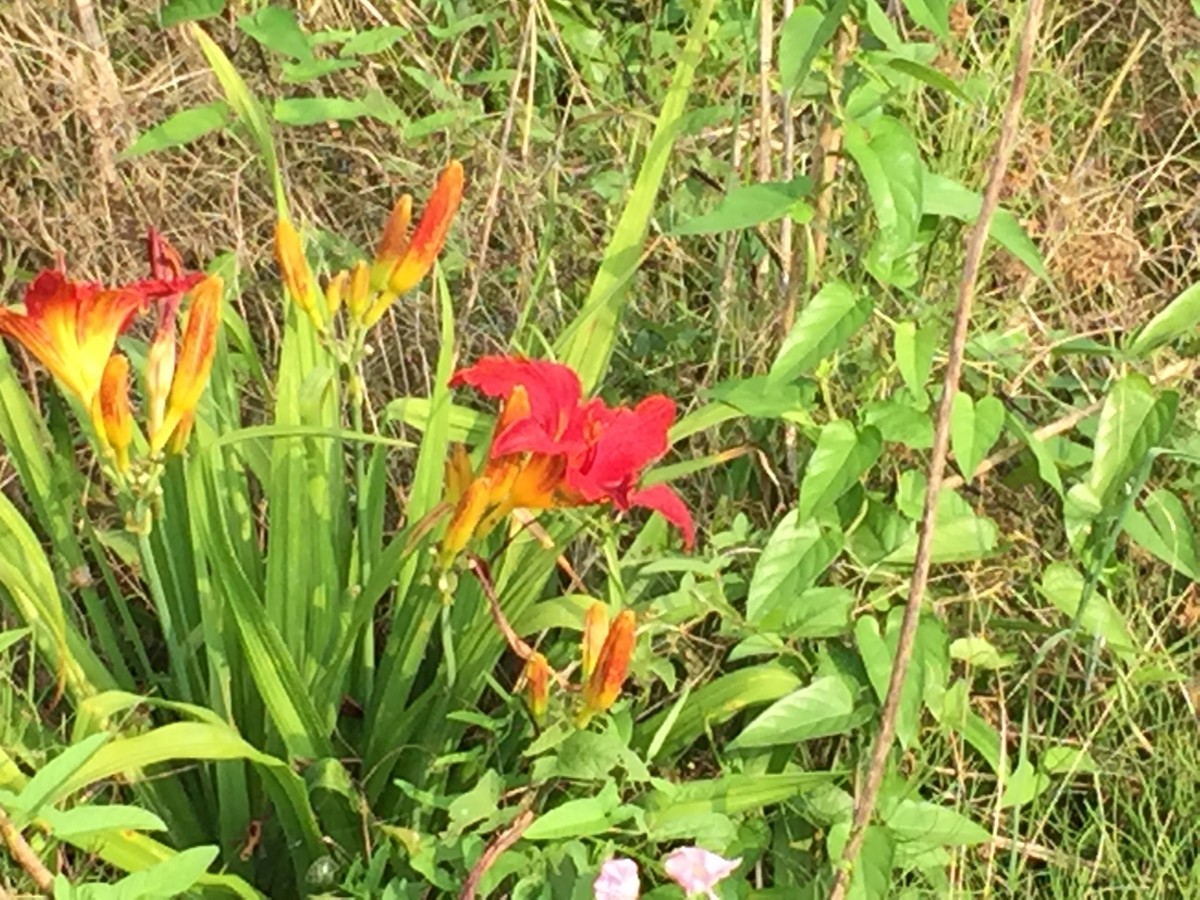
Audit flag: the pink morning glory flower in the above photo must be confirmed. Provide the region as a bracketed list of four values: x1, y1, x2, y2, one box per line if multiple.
[593, 856, 640, 900]
[663, 847, 742, 899]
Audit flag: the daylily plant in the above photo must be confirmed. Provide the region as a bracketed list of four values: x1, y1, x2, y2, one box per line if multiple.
[441, 356, 695, 563]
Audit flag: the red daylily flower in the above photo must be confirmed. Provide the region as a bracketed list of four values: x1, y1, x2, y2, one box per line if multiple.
[441, 356, 695, 557]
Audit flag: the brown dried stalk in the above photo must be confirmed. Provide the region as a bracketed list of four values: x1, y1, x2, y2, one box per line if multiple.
[826, 1, 1046, 897]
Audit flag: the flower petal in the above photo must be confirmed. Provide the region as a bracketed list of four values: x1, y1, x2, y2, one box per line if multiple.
[627, 484, 695, 550]
[569, 395, 675, 501]
[593, 857, 640, 900]
[451, 356, 585, 456]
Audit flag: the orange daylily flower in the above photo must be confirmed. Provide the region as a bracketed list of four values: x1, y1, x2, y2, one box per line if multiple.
[363, 160, 464, 327]
[0, 271, 145, 408]
[581, 609, 636, 720]
[0, 231, 203, 415]
[95, 353, 134, 472]
[440, 356, 695, 563]
[150, 275, 223, 454]
[524, 652, 551, 724]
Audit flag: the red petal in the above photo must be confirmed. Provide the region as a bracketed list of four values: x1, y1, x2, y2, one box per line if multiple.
[451, 355, 586, 456]
[627, 484, 695, 550]
[569, 395, 675, 498]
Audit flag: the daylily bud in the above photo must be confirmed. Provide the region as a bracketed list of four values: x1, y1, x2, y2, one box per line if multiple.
[151, 275, 222, 454]
[524, 652, 550, 724]
[371, 194, 412, 291]
[363, 161, 463, 327]
[96, 353, 134, 471]
[581, 603, 609, 681]
[325, 269, 348, 318]
[581, 609, 635, 719]
[274, 218, 322, 329]
[444, 443, 474, 505]
[145, 297, 180, 441]
[346, 260, 372, 323]
[440, 477, 492, 567]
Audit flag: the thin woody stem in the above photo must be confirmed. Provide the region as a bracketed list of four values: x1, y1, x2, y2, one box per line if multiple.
[0, 805, 54, 894]
[826, 1, 1046, 897]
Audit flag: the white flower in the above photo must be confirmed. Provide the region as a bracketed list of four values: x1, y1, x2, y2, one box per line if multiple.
[593, 856, 640, 900]
[663, 846, 742, 899]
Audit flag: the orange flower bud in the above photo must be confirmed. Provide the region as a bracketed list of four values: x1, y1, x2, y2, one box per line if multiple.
[363, 161, 463, 327]
[347, 260, 373, 323]
[274, 218, 322, 328]
[325, 269, 348, 318]
[145, 304, 178, 442]
[440, 477, 492, 567]
[372, 194, 413, 290]
[524, 652, 550, 724]
[582, 610, 635, 719]
[444, 443, 474, 505]
[95, 353, 134, 471]
[581, 603, 609, 681]
[151, 275, 222, 454]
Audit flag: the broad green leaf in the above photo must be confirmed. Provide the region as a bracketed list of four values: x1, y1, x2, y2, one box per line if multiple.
[238, 6, 313, 59]
[778, 0, 850, 92]
[932, 680, 1005, 775]
[730, 675, 862, 748]
[799, 421, 882, 521]
[863, 397, 933, 449]
[1038, 563, 1137, 661]
[636, 665, 802, 758]
[670, 178, 811, 235]
[273, 96, 371, 125]
[1000, 756, 1050, 808]
[122, 101, 231, 157]
[923, 172, 1047, 279]
[894, 321, 938, 396]
[898, 0, 950, 39]
[950, 393, 1005, 481]
[1041, 746, 1099, 775]
[770, 281, 874, 383]
[1124, 489, 1199, 579]
[523, 786, 625, 841]
[706, 375, 814, 419]
[644, 773, 836, 840]
[446, 770, 503, 838]
[949, 636, 1014, 669]
[828, 823, 893, 900]
[854, 611, 933, 749]
[1087, 374, 1176, 508]
[281, 57, 359, 83]
[557, 0, 716, 390]
[43, 805, 167, 840]
[746, 511, 843, 625]
[15, 734, 110, 820]
[885, 798, 989, 845]
[845, 117, 924, 286]
[1128, 282, 1200, 356]
[160, 0, 224, 26]
[338, 25, 409, 57]
[785, 586, 855, 638]
[887, 486, 998, 564]
[108, 845, 219, 898]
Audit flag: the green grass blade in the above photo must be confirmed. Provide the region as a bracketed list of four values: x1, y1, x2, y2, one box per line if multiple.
[555, 0, 717, 391]
[191, 25, 286, 215]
